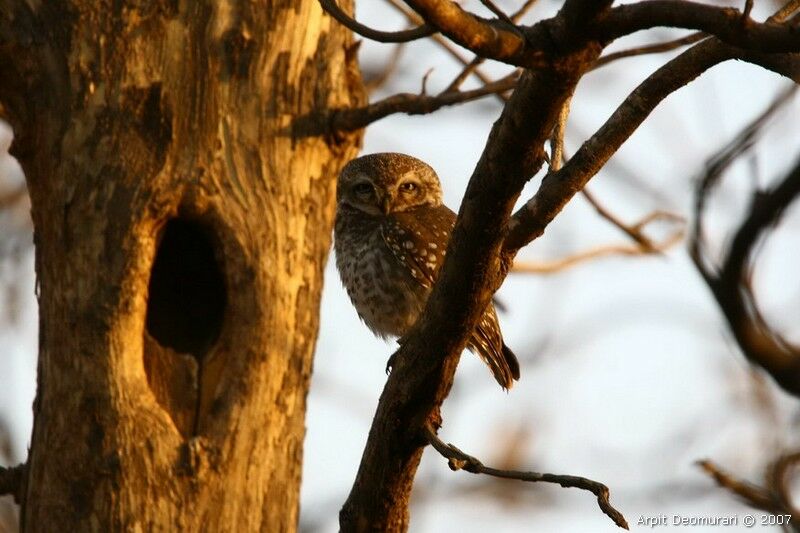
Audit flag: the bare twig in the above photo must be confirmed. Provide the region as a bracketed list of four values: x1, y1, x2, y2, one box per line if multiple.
[583, 189, 684, 252]
[318, 0, 435, 43]
[478, 0, 513, 24]
[327, 71, 519, 132]
[385, 0, 497, 91]
[504, 24, 800, 253]
[512, 223, 683, 274]
[698, 458, 800, 522]
[424, 424, 629, 529]
[698, 460, 780, 513]
[592, 32, 707, 70]
[0, 463, 24, 503]
[743, 0, 755, 20]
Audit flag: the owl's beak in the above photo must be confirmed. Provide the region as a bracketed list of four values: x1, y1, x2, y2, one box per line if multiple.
[380, 196, 392, 214]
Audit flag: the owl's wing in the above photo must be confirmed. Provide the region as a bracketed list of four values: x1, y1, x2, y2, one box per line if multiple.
[382, 204, 520, 389]
[381, 204, 455, 289]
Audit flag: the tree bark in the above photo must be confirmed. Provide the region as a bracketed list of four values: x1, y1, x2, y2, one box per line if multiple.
[1, 0, 364, 530]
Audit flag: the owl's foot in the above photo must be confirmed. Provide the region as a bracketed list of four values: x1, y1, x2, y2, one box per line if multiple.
[386, 336, 407, 374]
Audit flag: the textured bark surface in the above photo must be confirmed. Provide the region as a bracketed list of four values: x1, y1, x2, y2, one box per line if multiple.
[0, 0, 364, 530]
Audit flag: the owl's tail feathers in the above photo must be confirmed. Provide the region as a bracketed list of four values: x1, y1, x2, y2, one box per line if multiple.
[470, 320, 520, 390]
[475, 340, 519, 390]
[503, 343, 521, 382]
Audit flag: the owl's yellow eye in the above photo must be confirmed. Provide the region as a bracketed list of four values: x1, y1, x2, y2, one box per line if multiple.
[353, 182, 373, 196]
[399, 181, 418, 194]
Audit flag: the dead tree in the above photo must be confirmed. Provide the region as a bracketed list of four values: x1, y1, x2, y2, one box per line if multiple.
[0, 0, 364, 530]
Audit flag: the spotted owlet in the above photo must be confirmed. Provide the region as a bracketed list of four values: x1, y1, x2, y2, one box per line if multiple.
[334, 152, 520, 389]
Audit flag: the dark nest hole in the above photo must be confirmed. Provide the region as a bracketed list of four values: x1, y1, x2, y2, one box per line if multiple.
[146, 218, 227, 357]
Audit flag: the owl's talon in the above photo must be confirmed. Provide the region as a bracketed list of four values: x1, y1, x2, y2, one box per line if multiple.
[385, 354, 397, 375]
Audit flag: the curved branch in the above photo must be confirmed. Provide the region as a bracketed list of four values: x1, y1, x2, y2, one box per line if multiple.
[690, 109, 800, 397]
[598, 1, 800, 52]
[769, 452, 800, 519]
[424, 424, 629, 529]
[318, 0, 435, 43]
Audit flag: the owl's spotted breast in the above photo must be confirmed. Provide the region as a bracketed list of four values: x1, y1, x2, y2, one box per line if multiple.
[334, 208, 427, 338]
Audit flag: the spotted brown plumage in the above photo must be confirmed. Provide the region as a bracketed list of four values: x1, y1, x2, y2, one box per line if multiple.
[334, 152, 520, 389]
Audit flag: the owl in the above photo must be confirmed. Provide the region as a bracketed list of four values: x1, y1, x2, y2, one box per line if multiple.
[334, 152, 520, 389]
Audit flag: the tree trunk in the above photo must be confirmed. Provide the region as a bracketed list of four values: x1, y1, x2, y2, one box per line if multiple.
[1, 1, 364, 530]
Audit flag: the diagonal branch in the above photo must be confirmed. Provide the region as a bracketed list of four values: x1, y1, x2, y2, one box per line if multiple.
[424, 424, 629, 529]
[698, 456, 800, 521]
[582, 188, 684, 252]
[504, 39, 735, 252]
[318, 0, 435, 43]
[504, 16, 800, 254]
[698, 460, 782, 514]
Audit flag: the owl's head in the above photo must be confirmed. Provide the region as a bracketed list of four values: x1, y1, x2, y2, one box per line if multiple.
[337, 153, 443, 215]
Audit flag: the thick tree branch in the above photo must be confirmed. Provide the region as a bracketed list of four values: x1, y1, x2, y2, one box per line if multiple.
[402, 0, 534, 66]
[318, 0, 435, 42]
[424, 424, 628, 529]
[598, 1, 800, 53]
[340, 50, 599, 531]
